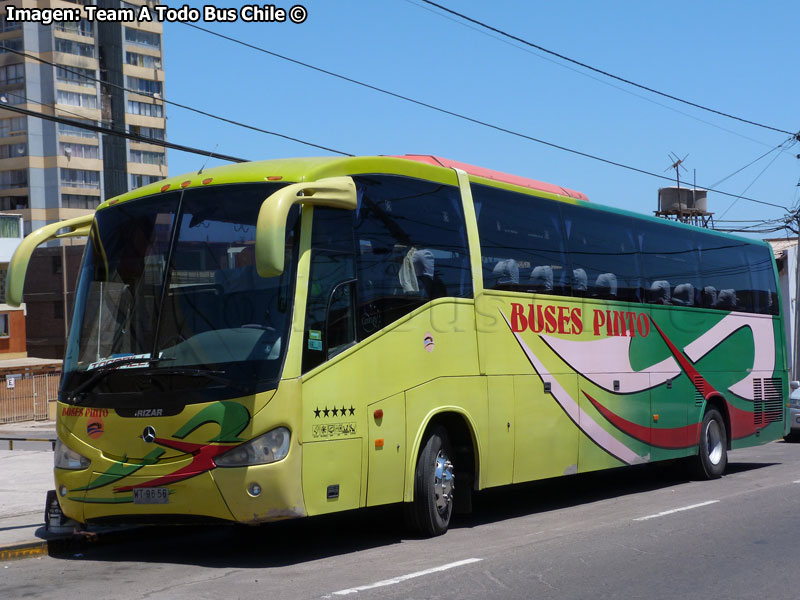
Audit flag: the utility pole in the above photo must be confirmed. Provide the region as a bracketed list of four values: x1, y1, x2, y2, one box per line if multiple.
[794, 137, 800, 381]
[795, 212, 800, 381]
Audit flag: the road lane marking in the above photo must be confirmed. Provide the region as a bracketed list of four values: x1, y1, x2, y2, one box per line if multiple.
[326, 558, 483, 596]
[634, 500, 719, 521]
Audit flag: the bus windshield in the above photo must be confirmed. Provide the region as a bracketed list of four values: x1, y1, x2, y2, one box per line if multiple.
[61, 182, 299, 406]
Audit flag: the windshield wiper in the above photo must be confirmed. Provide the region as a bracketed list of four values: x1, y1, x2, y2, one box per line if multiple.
[67, 356, 174, 401]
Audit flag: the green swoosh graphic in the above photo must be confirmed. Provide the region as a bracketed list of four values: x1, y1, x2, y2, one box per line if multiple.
[172, 401, 250, 442]
[71, 448, 165, 492]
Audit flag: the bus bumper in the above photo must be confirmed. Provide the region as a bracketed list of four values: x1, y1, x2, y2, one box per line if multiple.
[53, 435, 306, 525]
[212, 439, 306, 523]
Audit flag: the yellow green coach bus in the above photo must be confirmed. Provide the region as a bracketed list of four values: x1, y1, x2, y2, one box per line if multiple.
[6, 155, 789, 536]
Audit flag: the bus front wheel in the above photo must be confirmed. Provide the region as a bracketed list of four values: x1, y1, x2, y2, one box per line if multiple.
[405, 426, 454, 537]
[692, 408, 728, 479]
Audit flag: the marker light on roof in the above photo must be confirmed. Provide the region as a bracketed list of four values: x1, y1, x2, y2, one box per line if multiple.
[202, 178, 213, 185]
[161, 184, 171, 192]
[180, 180, 191, 188]
[267, 176, 282, 181]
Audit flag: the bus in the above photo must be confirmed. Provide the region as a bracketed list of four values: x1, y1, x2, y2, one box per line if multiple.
[6, 155, 788, 537]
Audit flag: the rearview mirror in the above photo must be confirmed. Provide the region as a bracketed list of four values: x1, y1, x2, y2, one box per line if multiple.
[5, 213, 94, 307]
[255, 176, 357, 277]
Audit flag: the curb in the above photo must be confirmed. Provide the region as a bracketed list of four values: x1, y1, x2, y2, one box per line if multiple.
[0, 535, 101, 562]
[0, 526, 147, 562]
[0, 540, 50, 561]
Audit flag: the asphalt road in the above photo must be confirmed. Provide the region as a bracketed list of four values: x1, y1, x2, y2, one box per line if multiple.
[4, 440, 799, 600]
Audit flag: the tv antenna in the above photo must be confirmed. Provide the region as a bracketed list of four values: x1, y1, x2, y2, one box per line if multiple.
[665, 152, 689, 189]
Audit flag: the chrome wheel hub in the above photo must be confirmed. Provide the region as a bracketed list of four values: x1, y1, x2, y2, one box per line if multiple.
[705, 420, 723, 465]
[434, 450, 454, 512]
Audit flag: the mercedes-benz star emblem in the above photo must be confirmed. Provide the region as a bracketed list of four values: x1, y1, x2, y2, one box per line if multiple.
[142, 426, 156, 444]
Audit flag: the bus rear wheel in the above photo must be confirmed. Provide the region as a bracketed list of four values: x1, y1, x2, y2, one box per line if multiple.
[692, 408, 728, 479]
[404, 426, 454, 537]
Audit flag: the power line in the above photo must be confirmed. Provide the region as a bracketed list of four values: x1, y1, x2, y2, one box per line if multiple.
[404, 0, 792, 153]
[708, 136, 797, 190]
[0, 102, 249, 163]
[719, 148, 789, 218]
[419, 0, 798, 137]
[0, 45, 352, 157]
[182, 23, 788, 211]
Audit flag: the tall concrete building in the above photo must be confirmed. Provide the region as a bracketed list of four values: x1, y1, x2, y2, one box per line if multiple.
[0, 0, 168, 358]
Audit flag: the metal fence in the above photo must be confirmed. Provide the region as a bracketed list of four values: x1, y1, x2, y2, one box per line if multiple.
[0, 373, 61, 423]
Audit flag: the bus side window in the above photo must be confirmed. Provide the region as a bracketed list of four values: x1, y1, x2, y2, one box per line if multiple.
[352, 175, 471, 341]
[562, 205, 641, 302]
[696, 234, 752, 312]
[638, 220, 701, 307]
[745, 245, 778, 315]
[473, 183, 568, 295]
[302, 207, 357, 373]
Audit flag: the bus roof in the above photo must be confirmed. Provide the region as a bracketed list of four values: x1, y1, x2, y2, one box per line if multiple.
[98, 154, 768, 250]
[101, 155, 588, 209]
[392, 155, 589, 201]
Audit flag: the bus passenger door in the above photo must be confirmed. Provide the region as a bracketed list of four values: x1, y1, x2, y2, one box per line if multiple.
[300, 207, 365, 515]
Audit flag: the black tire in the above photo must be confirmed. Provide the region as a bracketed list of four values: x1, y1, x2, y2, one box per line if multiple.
[404, 426, 454, 537]
[784, 432, 800, 443]
[691, 408, 728, 479]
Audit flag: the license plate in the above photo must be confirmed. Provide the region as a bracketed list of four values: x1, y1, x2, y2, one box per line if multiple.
[133, 487, 169, 504]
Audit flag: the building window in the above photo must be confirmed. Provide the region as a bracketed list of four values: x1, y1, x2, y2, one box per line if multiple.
[0, 195, 27, 210]
[53, 20, 93, 37]
[126, 100, 163, 118]
[54, 38, 95, 58]
[0, 117, 26, 137]
[0, 63, 25, 85]
[57, 120, 97, 139]
[125, 52, 162, 69]
[0, 18, 21, 33]
[130, 174, 162, 189]
[60, 142, 98, 159]
[60, 168, 100, 189]
[129, 125, 165, 141]
[57, 90, 98, 109]
[62, 194, 100, 209]
[0, 314, 9, 338]
[129, 150, 165, 165]
[126, 75, 162, 96]
[0, 169, 27, 189]
[0, 38, 23, 54]
[0, 142, 26, 159]
[0, 90, 26, 105]
[124, 27, 161, 49]
[56, 64, 96, 87]
[0, 215, 20, 239]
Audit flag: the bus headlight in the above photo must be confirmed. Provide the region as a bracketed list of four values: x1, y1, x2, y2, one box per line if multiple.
[214, 427, 291, 467]
[54, 439, 90, 470]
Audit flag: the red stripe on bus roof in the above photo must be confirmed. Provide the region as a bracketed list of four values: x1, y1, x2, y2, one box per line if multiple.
[392, 155, 589, 201]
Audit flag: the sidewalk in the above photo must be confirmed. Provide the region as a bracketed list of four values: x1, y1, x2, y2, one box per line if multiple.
[0, 420, 69, 560]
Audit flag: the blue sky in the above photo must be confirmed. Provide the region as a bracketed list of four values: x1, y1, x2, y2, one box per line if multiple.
[162, 1, 800, 238]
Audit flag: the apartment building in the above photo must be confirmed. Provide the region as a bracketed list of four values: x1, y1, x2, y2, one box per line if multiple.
[0, 0, 167, 358]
